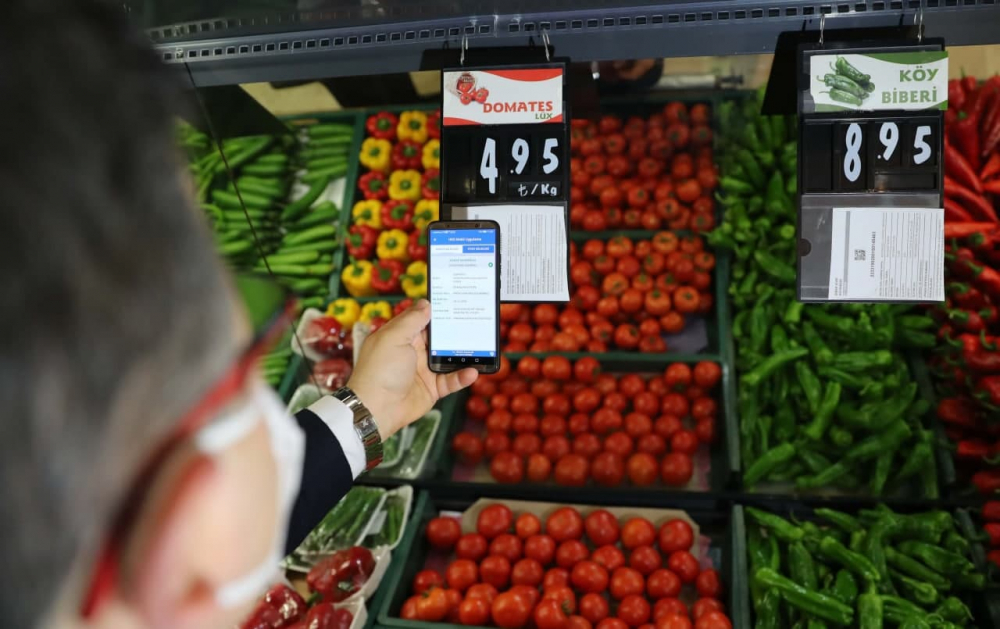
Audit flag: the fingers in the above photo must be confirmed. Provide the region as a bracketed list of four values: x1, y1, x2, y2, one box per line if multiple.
[378, 299, 430, 345]
[435, 367, 479, 398]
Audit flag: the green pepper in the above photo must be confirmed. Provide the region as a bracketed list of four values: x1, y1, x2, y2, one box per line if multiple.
[897, 618, 931, 629]
[721, 176, 756, 195]
[830, 570, 858, 605]
[896, 541, 975, 576]
[754, 568, 854, 627]
[784, 299, 804, 324]
[746, 507, 805, 542]
[934, 597, 973, 623]
[816, 366, 866, 388]
[743, 348, 809, 387]
[755, 250, 796, 284]
[795, 362, 823, 414]
[771, 324, 790, 353]
[774, 406, 796, 442]
[861, 523, 894, 594]
[949, 570, 985, 590]
[830, 350, 894, 371]
[788, 541, 818, 590]
[737, 148, 766, 188]
[942, 530, 970, 556]
[815, 509, 862, 533]
[755, 589, 781, 629]
[884, 547, 950, 590]
[744, 443, 797, 486]
[818, 536, 881, 585]
[857, 590, 883, 629]
[844, 421, 912, 463]
[802, 322, 834, 364]
[805, 308, 856, 336]
[828, 426, 854, 448]
[870, 451, 894, 495]
[802, 381, 842, 441]
[797, 461, 852, 490]
[889, 570, 939, 606]
[798, 449, 834, 475]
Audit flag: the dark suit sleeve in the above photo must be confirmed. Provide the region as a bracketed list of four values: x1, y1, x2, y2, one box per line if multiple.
[284, 408, 354, 555]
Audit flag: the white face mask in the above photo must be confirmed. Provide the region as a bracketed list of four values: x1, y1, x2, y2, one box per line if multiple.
[193, 379, 305, 609]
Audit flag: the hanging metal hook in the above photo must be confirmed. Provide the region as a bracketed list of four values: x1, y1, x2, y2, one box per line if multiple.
[819, 14, 826, 46]
[460, 34, 468, 65]
[542, 29, 552, 62]
[915, 7, 924, 43]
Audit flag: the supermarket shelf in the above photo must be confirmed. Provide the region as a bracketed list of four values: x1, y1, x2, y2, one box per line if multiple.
[143, 0, 1000, 87]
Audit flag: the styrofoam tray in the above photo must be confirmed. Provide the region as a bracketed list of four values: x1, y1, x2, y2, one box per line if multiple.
[286, 383, 325, 415]
[363, 485, 413, 551]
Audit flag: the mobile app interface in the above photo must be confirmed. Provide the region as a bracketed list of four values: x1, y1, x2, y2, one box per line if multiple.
[430, 228, 498, 361]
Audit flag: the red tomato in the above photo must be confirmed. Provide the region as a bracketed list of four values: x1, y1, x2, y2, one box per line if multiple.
[514, 513, 542, 539]
[517, 355, 542, 379]
[570, 614, 593, 629]
[511, 557, 544, 586]
[574, 356, 602, 383]
[543, 355, 573, 381]
[654, 415, 683, 440]
[452, 432, 485, 465]
[618, 373, 646, 397]
[694, 611, 731, 629]
[479, 555, 512, 589]
[584, 509, 620, 546]
[660, 393, 689, 417]
[510, 584, 540, 608]
[610, 567, 645, 600]
[572, 433, 602, 458]
[621, 518, 657, 549]
[691, 397, 717, 419]
[489, 534, 523, 563]
[458, 597, 491, 626]
[692, 361, 722, 388]
[412, 569, 444, 594]
[598, 619, 630, 629]
[446, 559, 479, 591]
[617, 594, 651, 627]
[628, 545, 662, 576]
[691, 599, 724, 620]
[592, 408, 624, 435]
[541, 414, 568, 436]
[568, 413, 591, 435]
[466, 583, 498, 603]
[486, 409, 513, 432]
[466, 395, 490, 419]
[670, 430, 699, 455]
[543, 436, 572, 462]
[570, 559, 610, 594]
[656, 614, 693, 629]
[543, 394, 572, 416]
[667, 551, 699, 583]
[663, 363, 692, 389]
[546, 506, 584, 541]
[602, 431, 633, 458]
[653, 599, 688, 621]
[512, 413, 539, 434]
[483, 432, 510, 458]
[646, 569, 682, 599]
[513, 433, 542, 457]
[592, 451, 626, 486]
[636, 434, 667, 456]
[695, 418, 716, 445]
[633, 391, 661, 416]
[491, 590, 532, 629]
[455, 533, 488, 562]
[543, 567, 570, 591]
[525, 534, 557, 565]
[556, 539, 590, 568]
[477, 504, 513, 539]
[614, 324, 640, 349]
[416, 587, 449, 621]
[511, 392, 539, 415]
[533, 380, 560, 399]
[580, 592, 611, 624]
[695, 568, 722, 598]
[574, 387, 602, 413]
[594, 374, 618, 395]
[534, 599, 570, 629]
[542, 586, 577, 614]
[426, 517, 462, 550]
[626, 452, 659, 486]
[592, 545, 626, 572]
[660, 452, 693, 486]
[625, 412, 653, 438]
[647, 378, 669, 397]
[490, 451, 525, 484]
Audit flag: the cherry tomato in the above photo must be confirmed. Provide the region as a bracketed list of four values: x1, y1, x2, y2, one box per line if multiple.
[412, 569, 444, 594]
[625, 412, 654, 438]
[647, 568, 682, 599]
[541, 414, 568, 436]
[416, 587, 450, 621]
[655, 614, 693, 629]
[602, 431, 633, 458]
[580, 592, 611, 624]
[617, 594, 651, 627]
[452, 432, 485, 465]
[692, 361, 722, 388]
[592, 451, 626, 486]
[626, 452, 659, 486]
[610, 567, 646, 600]
[426, 516, 462, 549]
[556, 539, 590, 568]
[517, 355, 542, 379]
[660, 452, 693, 486]
[489, 534, 524, 563]
[595, 374, 618, 395]
[691, 599, 724, 620]
[491, 590, 532, 629]
[479, 555, 512, 589]
[512, 413, 539, 434]
[524, 533, 557, 565]
[592, 408, 624, 435]
[466, 395, 490, 420]
[570, 615, 593, 629]
[654, 415, 683, 440]
[510, 392, 539, 415]
[592, 545, 626, 572]
[491, 451, 525, 484]
[572, 433, 602, 458]
[667, 550, 699, 583]
[543, 567, 570, 591]
[663, 363, 692, 390]
[543, 393, 572, 416]
[636, 434, 667, 456]
[691, 397, 717, 419]
[477, 504, 513, 539]
[670, 430, 699, 455]
[510, 584, 540, 608]
[584, 509, 620, 546]
[629, 545, 662, 576]
[693, 611, 731, 629]
[695, 568, 722, 598]
[466, 583, 498, 603]
[534, 599, 571, 629]
[510, 557, 544, 586]
[573, 387, 601, 413]
[621, 518, 657, 549]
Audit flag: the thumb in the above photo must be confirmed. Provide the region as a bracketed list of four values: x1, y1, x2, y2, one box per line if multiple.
[379, 299, 431, 344]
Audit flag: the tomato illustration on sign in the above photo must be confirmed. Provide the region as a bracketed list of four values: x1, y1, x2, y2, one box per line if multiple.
[474, 88, 490, 104]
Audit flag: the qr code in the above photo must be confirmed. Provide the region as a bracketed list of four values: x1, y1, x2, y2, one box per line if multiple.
[854, 249, 866, 261]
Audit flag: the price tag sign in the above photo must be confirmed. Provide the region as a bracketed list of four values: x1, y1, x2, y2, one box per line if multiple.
[440, 64, 571, 302]
[796, 41, 946, 302]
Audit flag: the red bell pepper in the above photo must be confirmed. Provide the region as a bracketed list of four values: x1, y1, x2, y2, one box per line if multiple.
[984, 522, 1000, 547]
[366, 112, 398, 141]
[421, 168, 440, 200]
[306, 546, 376, 603]
[407, 228, 428, 262]
[976, 375, 1000, 407]
[937, 396, 980, 429]
[358, 171, 389, 201]
[290, 602, 354, 629]
[973, 469, 1000, 494]
[346, 224, 378, 259]
[983, 500, 1000, 521]
[949, 308, 986, 333]
[304, 316, 352, 359]
[944, 176, 995, 222]
[313, 358, 353, 391]
[240, 584, 307, 629]
[393, 297, 414, 317]
[371, 259, 404, 294]
[946, 142, 984, 194]
[956, 438, 992, 460]
[391, 140, 423, 170]
[948, 282, 988, 309]
[381, 200, 414, 230]
[426, 110, 441, 140]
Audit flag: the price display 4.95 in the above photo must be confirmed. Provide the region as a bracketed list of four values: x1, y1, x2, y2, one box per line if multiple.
[446, 126, 564, 201]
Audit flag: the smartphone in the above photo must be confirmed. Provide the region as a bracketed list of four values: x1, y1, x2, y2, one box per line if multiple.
[427, 220, 501, 374]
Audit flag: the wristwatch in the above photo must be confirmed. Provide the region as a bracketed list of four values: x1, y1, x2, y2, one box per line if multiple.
[332, 387, 383, 470]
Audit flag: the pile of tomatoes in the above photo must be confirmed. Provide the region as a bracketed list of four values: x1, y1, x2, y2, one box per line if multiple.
[500, 233, 714, 354]
[451, 356, 723, 488]
[568, 103, 717, 233]
[400, 504, 732, 629]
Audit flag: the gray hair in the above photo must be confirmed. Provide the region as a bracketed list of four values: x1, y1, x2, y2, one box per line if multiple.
[0, 2, 239, 626]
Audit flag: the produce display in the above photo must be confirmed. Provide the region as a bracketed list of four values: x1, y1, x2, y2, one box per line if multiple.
[241, 583, 355, 629]
[294, 486, 387, 559]
[710, 90, 939, 496]
[342, 109, 440, 298]
[568, 103, 717, 232]
[450, 356, 723, 488]
[398, 502, 731, 629]
[745, 504, 988, 628]
[499, 233, 715, 354]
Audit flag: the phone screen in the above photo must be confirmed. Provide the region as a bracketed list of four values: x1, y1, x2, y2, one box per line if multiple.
[428, 225, 499, 371]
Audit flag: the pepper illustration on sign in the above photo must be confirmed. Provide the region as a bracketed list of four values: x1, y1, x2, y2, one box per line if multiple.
[818, 57, 875, 106]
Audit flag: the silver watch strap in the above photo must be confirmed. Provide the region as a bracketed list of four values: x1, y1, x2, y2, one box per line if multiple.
[332, 387, 383, 470]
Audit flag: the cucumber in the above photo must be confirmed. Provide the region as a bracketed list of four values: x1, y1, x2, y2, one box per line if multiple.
[241, 162, 288, 177]
[299, 296, 326, 309]
[261, 251, 321, 265]
[291, 207, 340, 230]
[215, 137, 273, 173]
[257, 263, 333, 276]
[273, 239, 340, 255]
[307, 123, 354, 138]
[282, 224, 337, 246]
[302, 165, 347, 184]
[304, 156, 349, 172]
[255, 154, 289, 165]
[300, 146, 350, 161]
[288, 278, 326, 292]
[281, 176, 331, 222]
[221, 209, 272, 222]
[228, 180, 284, 199]
[211, 189, 274, 211]
[219, 240, 254, 256]
[306, 135, 352, 149]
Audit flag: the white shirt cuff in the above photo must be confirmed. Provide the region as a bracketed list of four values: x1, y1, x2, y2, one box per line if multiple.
[307, 395, 367, 479]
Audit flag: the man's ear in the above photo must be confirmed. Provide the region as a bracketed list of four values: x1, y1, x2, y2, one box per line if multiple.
[126, 455, 223, 629]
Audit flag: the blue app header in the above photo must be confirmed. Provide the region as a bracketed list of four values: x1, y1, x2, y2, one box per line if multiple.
[430, 229, 497, 245]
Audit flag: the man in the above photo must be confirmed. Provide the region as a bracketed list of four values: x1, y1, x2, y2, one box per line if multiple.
[0, 3, 477, 629]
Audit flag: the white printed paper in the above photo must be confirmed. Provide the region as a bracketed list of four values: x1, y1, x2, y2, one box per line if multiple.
[451, 204, 570, 302]
[828, 207, 944, 301]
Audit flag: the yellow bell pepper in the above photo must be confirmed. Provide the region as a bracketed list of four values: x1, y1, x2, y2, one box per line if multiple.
[341, 259, 375, 297]
[422, 139, 440, 170]
[377, 229, 410, 261]
[360, 301, 392, 323]
[397, 111, 429, 144]
[413, 199, 439, 231]
[388, 169, 421, 201]
[359, 138, 392, 172]
[401, 261, 428, 298]
[326, 298, 360, 327]
[352, 200, 383, 229]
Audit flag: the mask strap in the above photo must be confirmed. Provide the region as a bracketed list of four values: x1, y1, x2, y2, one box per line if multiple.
[194, 400, 260, 454]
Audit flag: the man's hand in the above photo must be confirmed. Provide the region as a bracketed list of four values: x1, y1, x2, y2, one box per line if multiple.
[347, 299, 478, 439]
